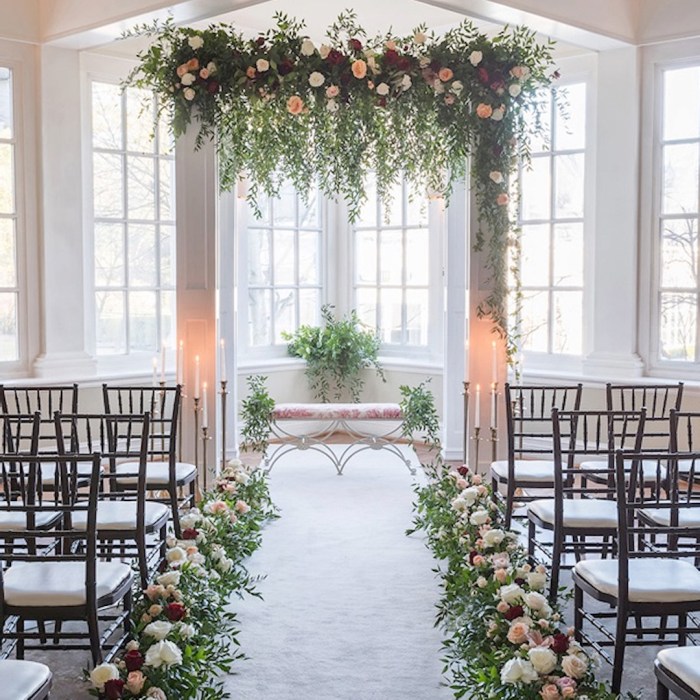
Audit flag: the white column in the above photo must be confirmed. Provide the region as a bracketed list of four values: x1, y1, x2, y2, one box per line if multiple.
[583, 47, 644, 377]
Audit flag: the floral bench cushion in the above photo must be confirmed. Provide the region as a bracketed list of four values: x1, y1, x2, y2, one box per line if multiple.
[272, 403, 403, 421]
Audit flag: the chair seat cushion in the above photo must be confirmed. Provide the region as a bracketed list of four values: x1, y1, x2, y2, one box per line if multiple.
[39, 461, 99, 484]
[657, 647, 700, 694]
[574, 557, 700, 603]
[3, 560, 132, 607]
[640, 505, 700, 528]
[115, 461, 196, 486]
[529, 498, 618, 529]
[0, 508, 61, 532]
[491, 460, 554, 484]
[0, 659, 51, 700]
[579, 459, 667, 481]
[71, 500, 169, 532]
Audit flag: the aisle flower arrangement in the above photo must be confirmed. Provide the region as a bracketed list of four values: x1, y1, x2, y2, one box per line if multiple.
[410, 461, 631, 699]
[88, 459, 277, 700]
[124, 11, 557, 353]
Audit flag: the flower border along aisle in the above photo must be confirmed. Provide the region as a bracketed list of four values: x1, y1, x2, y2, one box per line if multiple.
[89, 459, 277, 700]
[410, 462, 634, 700]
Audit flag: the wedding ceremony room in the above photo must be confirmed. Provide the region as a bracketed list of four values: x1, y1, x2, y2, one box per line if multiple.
[5, 0, 700, 698]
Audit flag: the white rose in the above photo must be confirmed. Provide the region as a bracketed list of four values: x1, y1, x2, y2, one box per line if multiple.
[90, 663, 119, 690]
[528, 647, 557, 674]
[401, 74, 412, 90]
[256, 58, 269, 72]
[469, 509, 490, 526]
[308, 71, 325, 88]
[433, 80, 445, 94]
[376, 82, 390, 96]
[301, 39, 316, 56]
[319, 44, 331, 59]
[188, 35, 204, 50]
[509, 83, 522, 97]
[183, 88, 195, 101]
[524, 591, 548, 611]
[483, 529, 506, 547]
[144, 620, 173, 641]
[451, 497, 467, 513]
[500, 583, 524, 605]
[180, 73, 195, 86]
[477, 576, 488, 588]
[462, 486, 479, 506]
[469, 50, 483, 66]
[527, 572, 547, 591]
[180, 512, 201, 529]
[489, 171, 504, 184]
[147, 688, 168, 700]
[166, 546, 188, 563]
[414, 31, 426, 44]
[562, 653, 588, 679]
[206, 61, 217, 75]
[235, 472, 250, 484]
[218, 556, 233, 573]
[491, 107, 505, 121]
[500, 658, 538, 684]
[188, 552, 205, 564]
[157, 570, 181, 587]
[145, 640, 183, 668]
[451, 80, 463, 95]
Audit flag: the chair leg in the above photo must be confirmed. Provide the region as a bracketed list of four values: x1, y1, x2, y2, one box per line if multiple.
[550, 537, 562, 603]
[170, 485, 182, 538]
[679, 612, 687, 646]
[657, 678, 670, 700]
[611, 610, 628, 694]
[87, 606, 102, 666]
[527, 519, 535, 562]
[137, 535, 148, 589]
[16, 618, 24, 659]
[574, 584, 583, 643]
[123, 587, 132, 638]
[504, 480, 516, 530]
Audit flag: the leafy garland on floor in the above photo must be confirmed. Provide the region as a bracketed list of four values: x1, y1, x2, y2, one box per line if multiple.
[410, 459, 635, 699]
[87, 459, 278, 700]
[124, 11, 556, 352]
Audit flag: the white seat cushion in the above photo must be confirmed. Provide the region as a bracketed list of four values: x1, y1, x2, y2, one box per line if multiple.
[579, 459, 667, 481]
[39, 461, 100, 484]
[71, 500, 169, 531]
[529, 498, 618, 529]
[0, 508, 61, 532]
[0, 659, 51, 700]
[3, 560, 132, 607]
[575, 557, 700, 603]
[491, 460, 554, 483]
[657, 647, 700, 694]
[115, 461, 196, 486]
[640, 505, 700, 528]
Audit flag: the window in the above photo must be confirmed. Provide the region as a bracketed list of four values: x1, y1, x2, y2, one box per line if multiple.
[656, 65, 700, 362]
[90, 80, 175, 356]
[245, 182, 323, 348]
[353, 176, 432, 349]
[515, 82, 586, 356]
[0, 67, 19, 362]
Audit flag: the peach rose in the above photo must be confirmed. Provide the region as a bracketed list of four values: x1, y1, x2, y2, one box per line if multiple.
[476, 103, 493, 118]
[126, 671, 145, 694]
[561, 654, 588, 679]
[496, 193, 510, 206]
[507, 621, 530, 645]
[199, 68, 210, 79]
[145, 584, 165, 601]
[496, 600, 509, 613]
[494, 568, 508, 583]
[326, 85, 339, 98]
[287, 95, 304, 115]
[511, 65, 528, 80]
[246, 66, 256, 79]
[176, 64, 188, 78]
[439, 67, 454, 82]
[472, 474, 483, 485]
[187, 58, 199, 71]
[540, 684, 560, 700]
[472, 554, 485, 567]
[351, 60, 367, 79]
[235, 499, 251, 514]
[444, 94, 455, 105]
[207, 500, 229, 514]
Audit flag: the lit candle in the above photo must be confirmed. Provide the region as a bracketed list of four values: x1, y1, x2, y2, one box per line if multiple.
[491, 382, 497, 428]
[475, 384, 481, 429]
[194, 355, 200, 399]
[177, 340, 184, 385]
[220, 338, 227, 383]
[491, 340, 497, 385]
[202, 382, 208, 428]
[152, 356, 158, 386]
[160, 343, 166, 384]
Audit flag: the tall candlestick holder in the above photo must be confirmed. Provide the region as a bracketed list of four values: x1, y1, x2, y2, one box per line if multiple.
[471, 426, 482, 474]
[491, 382, 498, 463]
[220, 380, 228, 474]
[193, 397, 200, 470]
[201, 425, 211, 493]
[462, 381, 470, 465]
[178, 384, 186, 463]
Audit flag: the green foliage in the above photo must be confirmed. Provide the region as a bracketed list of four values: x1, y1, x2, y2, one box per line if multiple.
[240, 375, 275, 454]
[399, 380, 441, 455]
[124, 12, 555, 356]
[283, 305, 384, 402]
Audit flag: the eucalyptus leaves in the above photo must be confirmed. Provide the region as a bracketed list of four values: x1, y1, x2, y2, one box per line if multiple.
[125, 11, 555, 350]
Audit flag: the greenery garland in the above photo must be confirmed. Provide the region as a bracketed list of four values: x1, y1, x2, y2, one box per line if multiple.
[124, 11, 555, 353]
[87, 460, 277, 700]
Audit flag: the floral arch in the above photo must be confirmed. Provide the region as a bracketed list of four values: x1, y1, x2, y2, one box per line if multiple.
[126, 12, 555, 352]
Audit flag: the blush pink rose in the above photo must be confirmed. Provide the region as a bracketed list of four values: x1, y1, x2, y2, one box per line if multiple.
[497, 193, 510, 206]
[287, 95, 304, 115]
[494, 568, 508, 583]
[507, 621, 530, 645]
[540, 684, 560, 700]
[126, 671, 145, 694]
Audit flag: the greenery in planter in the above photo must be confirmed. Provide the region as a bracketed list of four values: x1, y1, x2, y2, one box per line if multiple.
[399, 380, 442, 455]
[283, 305, 385, 402]
[240, 375, 275, 455]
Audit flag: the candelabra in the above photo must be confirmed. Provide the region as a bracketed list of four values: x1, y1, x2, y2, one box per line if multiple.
[193, 397, 200, 470]
[491, 381, 498, 463]
[220, 380, 228, 473]
[462, 381, 470, 465]
[471, 425, 482, 473]
[178, 384, 186, 463]
[202, 425, 211, 492]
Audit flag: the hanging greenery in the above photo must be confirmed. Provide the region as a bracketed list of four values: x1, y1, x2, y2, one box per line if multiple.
[124, 12, 555, 352]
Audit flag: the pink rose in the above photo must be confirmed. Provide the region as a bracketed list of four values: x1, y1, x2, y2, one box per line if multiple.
[145, 584, 165, 601]
[511, 65, 527, 80]
[326, 85, 339, 98]
[208, 500, 229, 514]
[176, 64, 188, 78]
[472, 555, 485, 567]
[229, 512, 239, 524]
[494, 568, 508, 583]
[472, 474, 483, 485]
[476, 103, 493, 119]
[287, 95, 304, 115]
[126, 671, 145, 694]
[507, 621, 530, 644]
[444, 94, 455, 105]
[235, 500, 251, 514]
[540, 684, 560, 700]
[199, 68, 209, 79]
[496, 193, 509, 206]
[456, 478, 468, 489]
[246, 66, 256, 79]
[496, 600, 509, 613]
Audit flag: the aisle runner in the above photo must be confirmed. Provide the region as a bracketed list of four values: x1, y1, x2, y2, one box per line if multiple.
[227, 446, 450, 700]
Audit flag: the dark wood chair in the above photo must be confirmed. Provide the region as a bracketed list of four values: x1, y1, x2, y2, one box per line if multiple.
[491, 383, 583, 528]
[656, 647, 700, 699]
[0, 659, 52, 700]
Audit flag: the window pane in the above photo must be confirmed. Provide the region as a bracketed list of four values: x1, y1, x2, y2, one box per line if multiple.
[158, 118, 174, 156]
[160, 290, 175, 347]
[273, 230, 295, 285]
[661, 218, 698, 288]
[128, 290, 157, 351]
[298, 231, 319, 284]
[355, 287, 377, 330]
[299, 288, 320, 326]
[355, 230, 377, 284]
[660, 292, 696, 361]
[529, 89, 551, 153]
[357, 176, 377, 227]
[521, 224, 550, 287]
[127, 156, 156, 219]
[552, 291, 582, 354]
[94, 223, 124, 288]
[381, 180, 403, 226]
[0, 292, 17, 361]
[0, 143, 14, 214]
[160, 225, 175, 287]
[249, 192, 271, 225]
[92, 82, 122, 150]
[521, 156, 551, 220]
[273, 184, 295, 226]
[94, 152, 123, 218]
[406, 192, 428, 225]
[553, 223, 584, 287]
[664, 67, 700, 141]
[248, 229, 271, 285]
[379, 287, 402, 344]
[248, 289, 271, 346]
[0, 219, 16, 287]
[96, 291, 126, 355]
[274, 289, 296, 343]
[406, 229, 429, 285]
[159, 160, 174, 220]
[128, 225, 157, 287]
[662, 143, 699, 215]
[554, 153, 584, 219]
[126, 88, 155, 154]
[0, 68, 12, 139]
[521, 290, 549, 352]
[380, 230, 402, 284]
[299, 189, 319, 228]
[555, 83, 586, 151]
[406, 289, 428, 345]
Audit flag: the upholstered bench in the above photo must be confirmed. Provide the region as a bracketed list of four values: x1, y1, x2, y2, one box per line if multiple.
[265, 403, 416, 475]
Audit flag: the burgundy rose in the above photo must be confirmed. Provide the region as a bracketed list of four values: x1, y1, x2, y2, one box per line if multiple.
[384, 49, 399, 66]
[181, 528, 199, 540]
[123, 649, 144, 672]
[340, 72, 351, 85]
[457, 466, 469, 476]
[503, 605, 524, 621]
[397, 56, 412, 71]
[514, 577, 526, 585]
[468, 550, 479, 564]
[477, 66, 490, 84]
[206, 80, 220, 95]
[104, 679, 125, 700]
[490, 80, 505, 93]
[278, 59, 295, 76]
[165, 602, 187, 622]
[551, 633, 570, 654]
[326, 49, 345, 66]
[255, 36, 265, 47]
[348, 38, 363, 52]
[377, 97, 387, 107]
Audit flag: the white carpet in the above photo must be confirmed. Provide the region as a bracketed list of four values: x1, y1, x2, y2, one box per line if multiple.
[225, 445, 451, 700]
